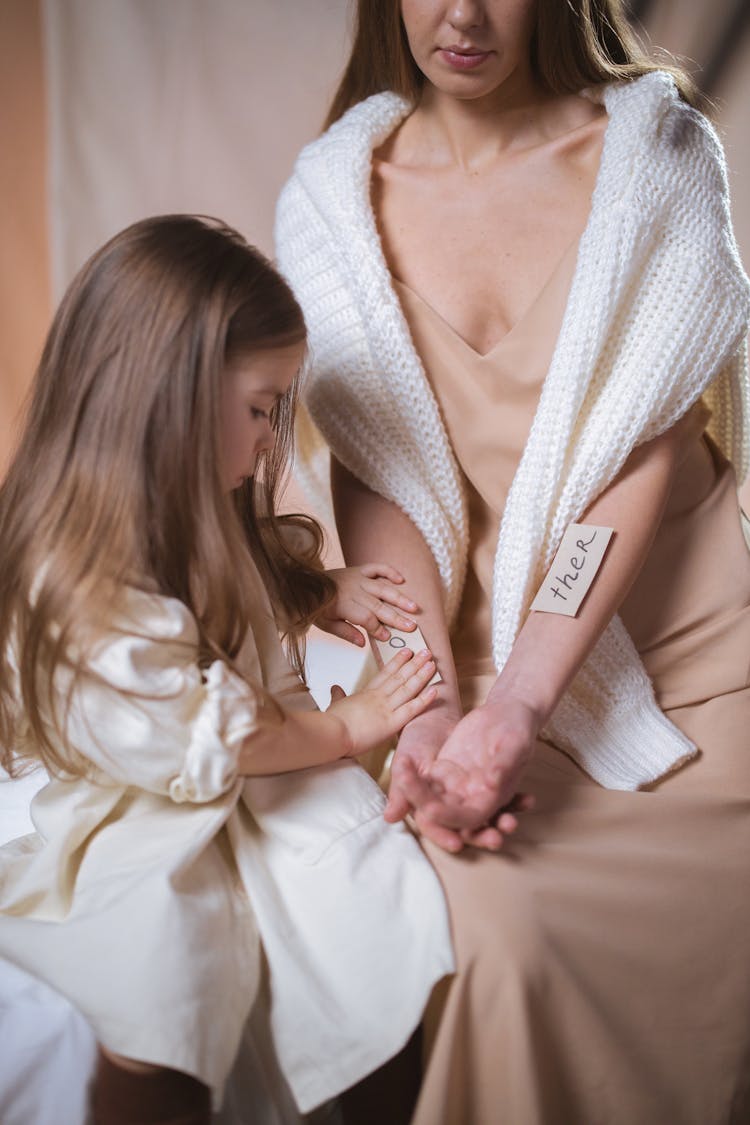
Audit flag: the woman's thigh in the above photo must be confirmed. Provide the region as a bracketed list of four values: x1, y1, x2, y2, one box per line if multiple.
[416, 738, 750, 1124]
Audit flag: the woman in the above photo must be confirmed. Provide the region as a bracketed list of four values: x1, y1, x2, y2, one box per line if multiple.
[276, 2, 750, 1122]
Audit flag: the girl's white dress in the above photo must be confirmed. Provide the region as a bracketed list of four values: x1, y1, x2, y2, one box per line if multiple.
[0, 571, 454, 1113]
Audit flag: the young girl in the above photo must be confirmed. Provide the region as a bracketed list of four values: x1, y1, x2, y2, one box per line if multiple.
[0, 215, 454, 1124]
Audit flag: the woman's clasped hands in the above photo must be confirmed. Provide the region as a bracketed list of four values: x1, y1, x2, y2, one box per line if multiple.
[384, 699, 537, 853]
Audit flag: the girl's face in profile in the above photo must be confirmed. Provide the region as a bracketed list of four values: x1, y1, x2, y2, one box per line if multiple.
[219, 342, 304, 491]
[400, 0, 536, 99]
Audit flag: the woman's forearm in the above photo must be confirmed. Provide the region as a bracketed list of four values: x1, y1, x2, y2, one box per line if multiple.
[331, 456, 462, 719]
[487, 420, 688, 722]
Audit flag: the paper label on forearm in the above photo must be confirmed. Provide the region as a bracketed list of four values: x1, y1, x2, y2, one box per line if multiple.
[530, 524, 614, 617]
[370, 623, 442, 685]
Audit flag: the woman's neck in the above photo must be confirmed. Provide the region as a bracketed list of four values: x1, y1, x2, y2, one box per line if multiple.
[402, 74, 571, 172]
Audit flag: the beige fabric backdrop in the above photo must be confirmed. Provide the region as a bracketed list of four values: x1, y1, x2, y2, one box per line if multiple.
[39, 2, 750, 283]
[0, 0, 50, 474]
[643, 0, 750, 258]
[42, 0, 351, 293]
[40, 0, 353, 543]
[0, 0, 747, 505]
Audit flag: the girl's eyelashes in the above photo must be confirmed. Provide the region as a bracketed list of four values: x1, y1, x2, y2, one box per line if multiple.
[250, 406, 270, 420]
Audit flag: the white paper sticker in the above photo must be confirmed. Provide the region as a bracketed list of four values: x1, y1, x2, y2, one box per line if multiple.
[370, 623, 442, 685]
[530, 524, 614, 617]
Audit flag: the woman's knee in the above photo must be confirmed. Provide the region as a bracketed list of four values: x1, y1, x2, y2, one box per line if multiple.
[449, 861, 549, 991]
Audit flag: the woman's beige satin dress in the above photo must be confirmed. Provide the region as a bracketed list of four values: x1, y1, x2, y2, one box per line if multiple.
[391, 238, 750, 1124]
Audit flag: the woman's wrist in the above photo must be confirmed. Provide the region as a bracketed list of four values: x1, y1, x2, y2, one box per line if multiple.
[395, 698, 460, 761]
[484, 679, 547, 724]
[404, 694, 462, 731]
[484, 618, 571, 726]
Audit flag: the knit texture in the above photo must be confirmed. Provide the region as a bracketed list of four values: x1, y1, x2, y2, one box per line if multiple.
[276, 72, 750, 790]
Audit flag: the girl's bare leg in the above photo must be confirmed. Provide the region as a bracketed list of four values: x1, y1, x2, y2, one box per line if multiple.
[92, 1047, 211, 1125]
[338, 1026, 423, 1125]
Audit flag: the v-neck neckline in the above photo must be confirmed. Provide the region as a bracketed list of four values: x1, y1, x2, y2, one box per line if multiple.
[390, 232, 582, 360]
[352, 88, 615, 374]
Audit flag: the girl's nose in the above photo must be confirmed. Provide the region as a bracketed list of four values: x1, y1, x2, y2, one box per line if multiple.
[258, 421, 276, 454]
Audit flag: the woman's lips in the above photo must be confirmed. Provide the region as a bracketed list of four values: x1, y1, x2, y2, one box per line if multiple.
[438, 47, 492, 71]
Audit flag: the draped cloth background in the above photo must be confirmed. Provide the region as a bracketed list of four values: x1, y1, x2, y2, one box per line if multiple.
[0, 0, 747, 708]
[0, 4, 747, 1120]
[0, 0, 351, 477]
[1, 0, 748, 508]
[0, 0, 748, 755]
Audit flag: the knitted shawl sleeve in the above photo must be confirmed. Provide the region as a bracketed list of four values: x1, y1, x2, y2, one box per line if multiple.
[490, 76, 750, 786]
[275, 92, 468, 624]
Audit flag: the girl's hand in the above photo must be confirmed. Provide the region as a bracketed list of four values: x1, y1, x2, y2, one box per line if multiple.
[326, 648, 438, 757]
[316, 564, 420, 646]
[403, 699, 538, 853]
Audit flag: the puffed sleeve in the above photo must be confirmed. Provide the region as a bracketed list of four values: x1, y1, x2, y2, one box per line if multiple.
[56, 591, 263, 803]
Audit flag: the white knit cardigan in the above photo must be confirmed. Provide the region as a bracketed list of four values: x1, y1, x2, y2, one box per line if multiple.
[275, 72, 750, 790]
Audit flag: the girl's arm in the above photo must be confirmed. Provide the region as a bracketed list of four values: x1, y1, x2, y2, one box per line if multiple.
[237, 647, 436, 775]
[57, 599, 434, 804]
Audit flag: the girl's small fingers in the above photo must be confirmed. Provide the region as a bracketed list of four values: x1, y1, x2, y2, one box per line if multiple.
[329, 684, 347, 704]
[361, 563, 405, 584]
[392, 685, 438, 727]
[339, 623, 366, 647]
[367, 647, 414, 690]
[337, 604, 389, 639]
[385, 652, 434, 699]
[320, 619, 366, 647]
[380, 647, 416, 674]
[351, 607, 391, 639]
[367, 601, 417, 631]
[409, 682, 438, 709]
[364, 582, 419, 614]
[358, 584, 417, 622]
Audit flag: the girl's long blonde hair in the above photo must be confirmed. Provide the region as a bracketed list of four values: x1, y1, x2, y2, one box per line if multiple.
[0, 215, 334, 777]
[324, 0, 700, 129]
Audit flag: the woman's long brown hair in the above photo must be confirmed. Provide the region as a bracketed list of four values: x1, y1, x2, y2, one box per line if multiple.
[324, 0, 700, 129]
[0, 215, 334, 777]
